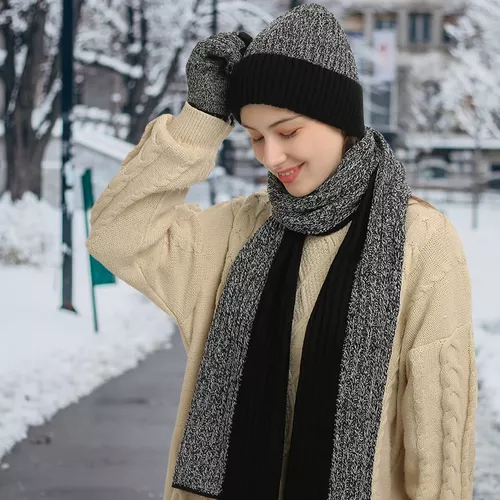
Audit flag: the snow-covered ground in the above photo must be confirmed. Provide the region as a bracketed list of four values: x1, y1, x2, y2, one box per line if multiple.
[0, 193, 174, 459]
[0, 186, 499, 496]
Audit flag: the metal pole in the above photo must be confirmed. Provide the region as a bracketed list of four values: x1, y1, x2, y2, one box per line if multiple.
[208, 0, 218, 205]
[61, 0, 76, 312]
[82, 194, 99, 333]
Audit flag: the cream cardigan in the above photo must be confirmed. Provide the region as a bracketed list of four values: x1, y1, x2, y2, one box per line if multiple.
[87, 103, 477, 500]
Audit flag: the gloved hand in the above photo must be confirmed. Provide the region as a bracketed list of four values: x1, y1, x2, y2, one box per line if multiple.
[186, 31, 252, 122]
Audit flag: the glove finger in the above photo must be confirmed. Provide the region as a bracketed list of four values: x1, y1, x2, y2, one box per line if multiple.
[236, 30, 253, 54]
[204, 32, 247, 64]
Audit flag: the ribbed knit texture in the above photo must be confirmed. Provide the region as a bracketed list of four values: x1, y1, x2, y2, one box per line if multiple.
[86, 103, 477, 500]
[228, 4, 365, 137]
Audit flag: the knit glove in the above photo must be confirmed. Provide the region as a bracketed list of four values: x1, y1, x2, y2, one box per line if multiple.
[186, 31, 252, 122]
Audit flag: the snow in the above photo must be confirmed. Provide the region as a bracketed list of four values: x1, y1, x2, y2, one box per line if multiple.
[74, 49, 144, 79]
[74, 127, 134, 162]
[0, 193, 174, 459]
[32, 79, 62, 135]
[440, 0, 500, 140]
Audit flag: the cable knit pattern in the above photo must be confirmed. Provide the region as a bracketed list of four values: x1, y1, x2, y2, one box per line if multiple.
[86, 103, 477, 500]
[440, 324, 473, 500]
[409, 346, 435, 499]
[440, 334, 462, 500]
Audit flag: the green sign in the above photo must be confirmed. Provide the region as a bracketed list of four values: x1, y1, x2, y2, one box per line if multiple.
[90, 256, 115, 286]
[81, 168, 116, 333]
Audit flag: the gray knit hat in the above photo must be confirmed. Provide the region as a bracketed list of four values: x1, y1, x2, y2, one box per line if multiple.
[228, 3, 365, 138]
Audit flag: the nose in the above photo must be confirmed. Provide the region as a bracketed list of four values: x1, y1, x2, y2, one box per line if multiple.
[261, 137, 287, 171]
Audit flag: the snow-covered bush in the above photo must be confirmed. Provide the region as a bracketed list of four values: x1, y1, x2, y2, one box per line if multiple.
[0, 193, 59, 267]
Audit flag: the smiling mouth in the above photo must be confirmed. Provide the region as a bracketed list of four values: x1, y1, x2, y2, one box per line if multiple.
[276, 163, 304, 178]
[275, 163, 305, 184]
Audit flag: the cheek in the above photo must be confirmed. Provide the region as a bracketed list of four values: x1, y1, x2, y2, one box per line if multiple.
[306, 140, 343, 177]
[252, 144, 263, 162]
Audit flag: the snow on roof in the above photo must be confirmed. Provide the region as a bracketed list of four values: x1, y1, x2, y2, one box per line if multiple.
[73, 126, 133, 162]
[0, 120, 134, 162]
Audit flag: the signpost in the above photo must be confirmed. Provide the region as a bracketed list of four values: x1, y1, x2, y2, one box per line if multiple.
[81, 169, 116, 333]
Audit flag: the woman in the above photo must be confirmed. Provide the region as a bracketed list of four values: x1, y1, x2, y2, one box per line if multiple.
[87, 4, 477, 500]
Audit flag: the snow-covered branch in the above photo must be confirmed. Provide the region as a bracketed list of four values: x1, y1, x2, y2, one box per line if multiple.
[100, 5, 129, 36]
[75, 49, 144, 79]
[407, 0, 500, 138]
[33, 78, 62, 138]
[441, 0, 500, 139]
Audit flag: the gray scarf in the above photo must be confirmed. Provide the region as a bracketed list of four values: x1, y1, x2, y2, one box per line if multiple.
[172, 127, 411, 500]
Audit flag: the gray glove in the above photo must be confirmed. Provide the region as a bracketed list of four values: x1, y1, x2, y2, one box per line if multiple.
[186, 31, 252, 122]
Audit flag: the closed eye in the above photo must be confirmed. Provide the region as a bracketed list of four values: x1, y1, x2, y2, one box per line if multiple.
[250, 131, 298, 144]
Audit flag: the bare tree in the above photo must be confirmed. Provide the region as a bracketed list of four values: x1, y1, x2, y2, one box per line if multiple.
[77, 0, 272, 145]
[440, 0, 500, 140]
[0, 0, 84, 200]
[406, 0, 500, 138]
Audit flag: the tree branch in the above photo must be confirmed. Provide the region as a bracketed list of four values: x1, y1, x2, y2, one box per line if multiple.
[75, 49, 144, 79]
[15, 0, 47, 139]
[35, 85, 61, 159]
[146, 0, 204, 102]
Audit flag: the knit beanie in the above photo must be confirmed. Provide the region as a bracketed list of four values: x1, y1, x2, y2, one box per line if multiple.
[227, 3, 365, 138]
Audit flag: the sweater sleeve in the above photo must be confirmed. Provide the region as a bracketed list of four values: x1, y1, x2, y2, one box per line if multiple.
[86, 103, 243, 350]
[401, 213, 477, 500]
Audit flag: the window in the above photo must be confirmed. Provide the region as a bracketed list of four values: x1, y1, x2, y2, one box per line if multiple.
[375, 13, 397, 31]
[409, 13, 432, 43]
[376, 19, 397, 30]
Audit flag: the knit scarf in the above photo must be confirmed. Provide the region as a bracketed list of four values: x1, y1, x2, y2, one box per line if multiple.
[172, 127, 411, 500]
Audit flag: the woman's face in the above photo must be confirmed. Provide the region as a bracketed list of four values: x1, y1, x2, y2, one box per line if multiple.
[240, 104, 345, 197]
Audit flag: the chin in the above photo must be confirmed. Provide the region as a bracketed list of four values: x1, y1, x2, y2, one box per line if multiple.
[285, 183, 317, 198]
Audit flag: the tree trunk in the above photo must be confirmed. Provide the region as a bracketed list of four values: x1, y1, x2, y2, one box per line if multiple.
[1, 0, 84, 201]
[5, 106, 42, 201]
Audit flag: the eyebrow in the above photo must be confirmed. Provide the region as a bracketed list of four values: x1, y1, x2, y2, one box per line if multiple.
[241, 114, 302, 131]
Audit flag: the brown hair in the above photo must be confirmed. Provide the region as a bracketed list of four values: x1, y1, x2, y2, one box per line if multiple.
[342, 134, 436, 210]
[342, 135, 359, 156]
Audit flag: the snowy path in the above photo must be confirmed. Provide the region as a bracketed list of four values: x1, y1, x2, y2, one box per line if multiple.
[0, 337, 186, 500]
[0, 197, 174, 459]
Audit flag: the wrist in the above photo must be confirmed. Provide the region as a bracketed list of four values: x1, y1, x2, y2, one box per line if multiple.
[168, 102, 233, 148]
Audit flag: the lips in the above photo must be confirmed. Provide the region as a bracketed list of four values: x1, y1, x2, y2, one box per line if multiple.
[276, 163, 303, 175]
[276, 163, 304, 184]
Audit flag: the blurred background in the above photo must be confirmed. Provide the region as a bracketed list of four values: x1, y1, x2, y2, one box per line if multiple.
[0, 0, 499, 499]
